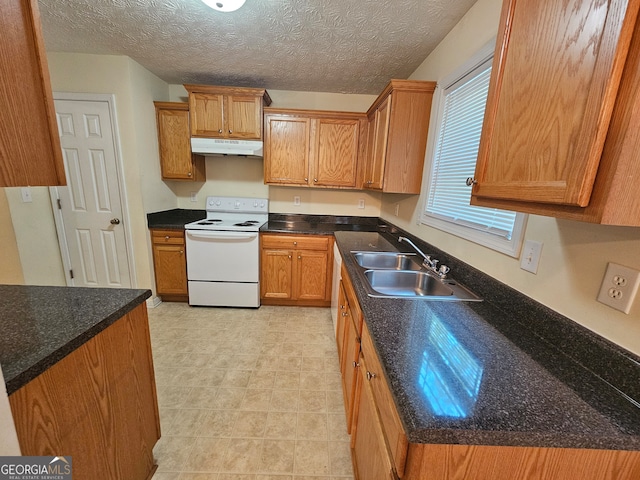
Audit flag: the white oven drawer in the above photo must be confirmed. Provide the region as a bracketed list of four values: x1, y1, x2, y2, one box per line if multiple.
[185, 230, 259, 283]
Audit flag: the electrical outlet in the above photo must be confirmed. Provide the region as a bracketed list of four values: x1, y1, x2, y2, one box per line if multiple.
[21, 187, 32, 203]
[597, 262, 640, 314]
[394, 203, 400, 216]
[520, 240, 543, 274]
[293, 196, 301, 206]
[358, 199, 365, 209]
[190, 192, 197, 202]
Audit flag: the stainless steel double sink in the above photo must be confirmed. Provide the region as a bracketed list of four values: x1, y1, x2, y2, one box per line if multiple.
[351, 251, 482, 301]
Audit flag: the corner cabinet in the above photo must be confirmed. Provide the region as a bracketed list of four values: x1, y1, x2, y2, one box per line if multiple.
[154, 102, 205, 181]
[363, 80, 436, 194]
[471, 0, 640, 226]
[0, 0, 66, 187]
[260, 233, 333, 306]
[184, 84, 271, 140]
[264, 109, 367, 189]
[150, 229, 188, 302]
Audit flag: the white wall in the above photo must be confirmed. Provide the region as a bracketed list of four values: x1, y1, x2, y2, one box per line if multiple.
[382, 0, 640, 355]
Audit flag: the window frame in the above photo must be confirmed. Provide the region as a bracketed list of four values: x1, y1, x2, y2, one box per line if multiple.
[420, 40, 527, 258]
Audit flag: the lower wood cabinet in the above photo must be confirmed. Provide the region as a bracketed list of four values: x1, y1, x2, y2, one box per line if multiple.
[9, 303, 160, 480]
[151, 228, 188, 301]
[337, 268, 640, 480]
[352, 352, 396, 480]
[260, 233, 333, 306]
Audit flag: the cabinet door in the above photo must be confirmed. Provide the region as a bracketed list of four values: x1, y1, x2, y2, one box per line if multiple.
[474, 0, 639, 207]
[264, 115, 311, 185]
[155, 103, 204, 181]
[294, 249, 329, 301]
[153, 244, 187, 295]
[367, 96, 391, 190]
[226, 95, 263, 139]
[342, 309, 360, 434]
[336, 283, 348, 365]
[312, 118, 360, 187]
[0, 0, 65, 187]
[260, 249, 294, 299]
[352, 354, 395, 480]
[189, 93, 225, 137]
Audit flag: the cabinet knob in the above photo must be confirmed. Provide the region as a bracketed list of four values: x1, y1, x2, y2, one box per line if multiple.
[179, 250, 184, 255]
[293, 241, 297, 246]
[340, 304, 345, 309]
[110, 218, 121, 225]
[367, 180, 372, 184]
[304, 177, 308, 182]
[188, 172, 192, 177]
[313, 178, 318, 182]
[288, 255, 292, 259]
[298, 255, 301, 260]
[466, 177, 477, 186]
[341, 311, 348, 317]
[165, 235, 170, 240]
[366, 371, 377, 381]
[352, 361, 360, 368]
[228, 129, 232, 134]
[218, 129, 223, 133]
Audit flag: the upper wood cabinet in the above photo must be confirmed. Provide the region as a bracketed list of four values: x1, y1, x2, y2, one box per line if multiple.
[154, 102, 205, 181]
[264, 108, 367, 189]
[0, 0, 66, 187]
[471, 0, 640, 226]
[363, 80, 436, 194]
[184, 84, 271, 140]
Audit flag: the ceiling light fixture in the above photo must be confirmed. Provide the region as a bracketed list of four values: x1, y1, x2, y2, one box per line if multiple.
[201, 0, 246, 12]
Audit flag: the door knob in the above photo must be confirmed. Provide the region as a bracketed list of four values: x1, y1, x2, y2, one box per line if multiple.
[110, 218, 121, 225]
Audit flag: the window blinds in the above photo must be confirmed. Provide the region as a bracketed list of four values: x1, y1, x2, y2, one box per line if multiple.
[426, 59, 518, 240]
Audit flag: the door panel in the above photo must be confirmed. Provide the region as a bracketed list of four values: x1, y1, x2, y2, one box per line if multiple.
[54, 98, 131, 288]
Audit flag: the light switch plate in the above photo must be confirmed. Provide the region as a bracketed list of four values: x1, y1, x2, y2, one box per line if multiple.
[597, 262, 640, 314]
[293, 196, 301, 206]
[520, 240, 543, 274]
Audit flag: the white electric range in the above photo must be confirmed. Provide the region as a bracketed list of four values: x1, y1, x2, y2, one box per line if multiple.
[184, 196, 268, 307]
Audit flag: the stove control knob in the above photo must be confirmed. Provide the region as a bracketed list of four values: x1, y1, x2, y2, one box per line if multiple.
[234, 201, 241, 208]
[260, 202, 265, 208]
[253, 201, 258, 207]
[216, 200, 221, 206]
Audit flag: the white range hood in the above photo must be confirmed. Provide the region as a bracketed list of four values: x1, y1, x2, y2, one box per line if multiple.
[191, 137, 263, 157]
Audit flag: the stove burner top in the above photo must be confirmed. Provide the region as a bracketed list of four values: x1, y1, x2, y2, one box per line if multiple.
[234, 220, 260, 227]
[196, 219, 222, 225]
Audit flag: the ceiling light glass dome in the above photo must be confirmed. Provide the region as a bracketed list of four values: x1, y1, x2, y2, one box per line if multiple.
[201, 0, 247, 12]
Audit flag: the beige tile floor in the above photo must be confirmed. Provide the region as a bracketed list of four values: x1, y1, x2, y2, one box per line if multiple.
[149, 302, 354, 480]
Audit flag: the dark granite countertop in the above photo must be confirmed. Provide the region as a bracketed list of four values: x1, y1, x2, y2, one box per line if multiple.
[260, 213, 380, 234]
[0, 285, 151, 395]
[334, 230, 640, 450]
[147, 208, 206, 229]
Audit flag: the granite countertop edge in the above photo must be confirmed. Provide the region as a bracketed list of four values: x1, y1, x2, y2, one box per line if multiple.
[4, 287, 151, 395]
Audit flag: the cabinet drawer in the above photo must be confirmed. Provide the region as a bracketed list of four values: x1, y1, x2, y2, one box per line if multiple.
[261, 234, 329, 251]
[151, 229, 185, 245]
[361, 322, 408, 477]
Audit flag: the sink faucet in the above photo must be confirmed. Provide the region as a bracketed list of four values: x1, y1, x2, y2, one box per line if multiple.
[398, 236, 450, 278]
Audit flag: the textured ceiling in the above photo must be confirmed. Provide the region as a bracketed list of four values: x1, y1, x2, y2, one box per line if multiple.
[37, 0, 477, 95]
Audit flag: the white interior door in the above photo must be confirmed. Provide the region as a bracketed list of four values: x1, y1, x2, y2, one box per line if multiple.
[53, 97, 132, 288]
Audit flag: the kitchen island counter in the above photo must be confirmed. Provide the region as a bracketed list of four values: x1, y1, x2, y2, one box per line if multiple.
[0, 284, 151, 394]
[334, 230, 640, 451]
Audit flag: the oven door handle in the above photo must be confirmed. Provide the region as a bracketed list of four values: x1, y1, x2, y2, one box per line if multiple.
[186, 230, 258, 240]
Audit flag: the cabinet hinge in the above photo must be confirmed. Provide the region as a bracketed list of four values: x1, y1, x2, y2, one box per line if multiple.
[69, 269, 74, 279]
[57, 198, 62, 209]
